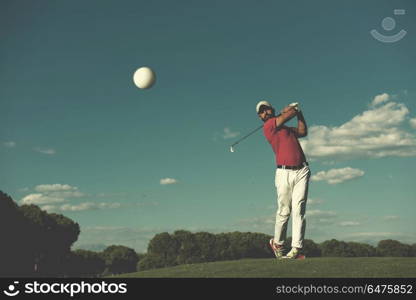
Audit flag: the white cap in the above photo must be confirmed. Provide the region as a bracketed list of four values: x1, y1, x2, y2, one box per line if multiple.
[256, 100, 273, 113]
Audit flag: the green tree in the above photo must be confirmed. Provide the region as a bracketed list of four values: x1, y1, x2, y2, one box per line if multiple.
[173, 230, 201, 264]
[320, 239, 354, 257]
[244, 232, 271, 258]
[137, 254, 166, 271]
[411, 244, 416, 257]
[194, 232, 217, 262]
[0, 191, 80, 276]
[376, 240, 412, 257]
[212, 233, 232, 261]
[227, 232, 246, 259]
[227, 232, 272, 259]
[0, 191, 33, 276]
[303, 239, 322, 257]
[19, 204, 80, 276]
[66, 250, 105, 277]
[347, 242, 376, 257]
[147, 232, 179, 266]
[102, 245, 139, 274]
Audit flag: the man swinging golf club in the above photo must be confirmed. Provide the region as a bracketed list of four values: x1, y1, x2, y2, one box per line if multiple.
[256, 100, 310, 259]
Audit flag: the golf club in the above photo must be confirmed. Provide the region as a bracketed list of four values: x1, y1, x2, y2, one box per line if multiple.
[229, 124, 263, 152]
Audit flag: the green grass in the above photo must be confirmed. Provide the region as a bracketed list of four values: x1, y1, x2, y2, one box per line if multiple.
[110, 257, 416, 278]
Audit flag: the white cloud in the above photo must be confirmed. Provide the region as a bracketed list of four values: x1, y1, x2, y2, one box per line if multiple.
[96, 192, 127, 198]
[160, 178, 178, 185]
[3, 141, 16, 148]
[49, 191, 84, 198]
[42, 202, 121, 212]
[34, 184, 84, 198]
[83, 226, 127, 231]
[34, 147, 56, 155]
[222, 127, 240, 140]
[347, 232, 396, 238]
[97, 202, 121, 209]
[307, 198, 324, 205]
[339, 221, 360, 227]
[307, 210, 337, 218]
[235, 215, 274, 229]
[35, 184, 76, 192]
[21, 184, 85, 206]
[60, 202, 107, 212]
[383, 215, 400, 221]
[21, 193, 65, 205]
[306, 209, 338, 225]
[311, 167, 365, 184]
[410, 118, 416, 129]
[300, 97, 416, 161]
[21, 184, 125, 214]
[371, 93, 390, 107]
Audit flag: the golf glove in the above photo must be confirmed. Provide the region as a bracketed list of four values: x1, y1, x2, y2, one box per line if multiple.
[289, 102, 300, 112]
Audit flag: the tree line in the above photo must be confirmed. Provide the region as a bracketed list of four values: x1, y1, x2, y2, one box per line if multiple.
[1, 190, 415, 277]
[137, 231, 416, 271]
[0, 191, 139, 277]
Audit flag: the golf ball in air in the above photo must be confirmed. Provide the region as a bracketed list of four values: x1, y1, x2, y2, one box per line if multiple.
[133, 67, 156, 89]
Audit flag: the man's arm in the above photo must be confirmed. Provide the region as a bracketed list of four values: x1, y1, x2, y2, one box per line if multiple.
[275, 106, 298, 128]
[290, 111, 307, 137]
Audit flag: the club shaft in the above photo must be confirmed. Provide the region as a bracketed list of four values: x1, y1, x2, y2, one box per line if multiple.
[231, 124, 263, 147]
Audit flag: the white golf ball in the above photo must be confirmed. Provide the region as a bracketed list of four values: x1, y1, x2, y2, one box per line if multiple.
[133, 66, 156, 89]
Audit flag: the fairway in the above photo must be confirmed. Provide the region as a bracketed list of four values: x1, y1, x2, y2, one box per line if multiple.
[111, 257, 416, 278]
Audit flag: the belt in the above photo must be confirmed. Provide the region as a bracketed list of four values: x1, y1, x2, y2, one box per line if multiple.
[277, 162, 309, 170]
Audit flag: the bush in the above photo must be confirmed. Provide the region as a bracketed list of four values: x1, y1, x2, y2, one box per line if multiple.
[347, 242, 376, 257]
[194, 232, 217, 262]
[303, 239, 322, 257]
[376, 240, 412, 257]
[66, 250, 105, 277]
[0, 191, 80, 277]
[101, 245, 139, 274]
[137, 254, 167, 271]
[320, 239, 355, 257]
[411, 244, 416, 257]
[173, 230, 202, 265]
[147, 232, 179, 266]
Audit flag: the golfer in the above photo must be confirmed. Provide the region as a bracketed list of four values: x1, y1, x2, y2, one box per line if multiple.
[256, 100, 310, 259]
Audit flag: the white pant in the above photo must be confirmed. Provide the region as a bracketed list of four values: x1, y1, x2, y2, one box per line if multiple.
[274, 165, 310, 249]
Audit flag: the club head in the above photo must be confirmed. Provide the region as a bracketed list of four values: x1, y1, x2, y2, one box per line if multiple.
[230, 146, 234, 153]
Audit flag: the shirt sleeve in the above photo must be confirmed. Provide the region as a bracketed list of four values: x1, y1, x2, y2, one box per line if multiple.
[265, 118, 277, 132]
[288, 127, 298, 135]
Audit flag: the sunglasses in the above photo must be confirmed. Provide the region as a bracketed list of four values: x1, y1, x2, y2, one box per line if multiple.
[258, 106, 272, 114]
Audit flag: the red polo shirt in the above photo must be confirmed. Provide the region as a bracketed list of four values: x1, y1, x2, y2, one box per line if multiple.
[263, 117, 306, 166]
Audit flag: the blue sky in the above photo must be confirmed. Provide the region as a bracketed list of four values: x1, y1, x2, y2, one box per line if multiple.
[1, 0, 415, 252]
